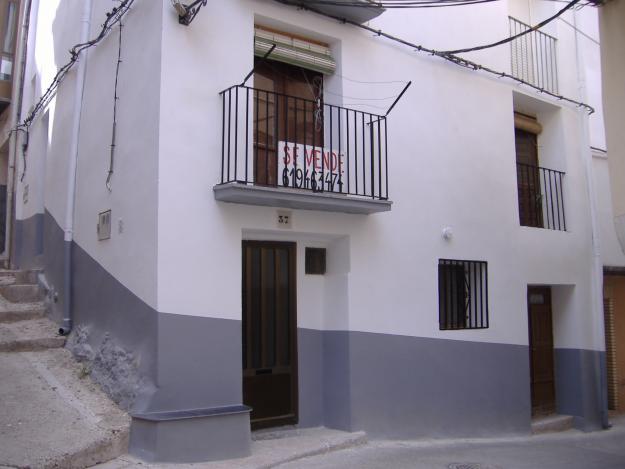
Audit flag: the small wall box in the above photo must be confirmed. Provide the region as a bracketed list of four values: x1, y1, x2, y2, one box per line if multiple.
[98, 210, 112, 241]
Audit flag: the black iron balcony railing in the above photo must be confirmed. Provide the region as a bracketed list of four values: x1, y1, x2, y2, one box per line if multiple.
[516, 162, 566, 231]
[509, 16, 558, 94]
[219, 84, 389, 200]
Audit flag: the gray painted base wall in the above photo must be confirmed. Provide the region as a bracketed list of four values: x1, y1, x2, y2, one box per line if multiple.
[41, 210, 252, 462]
[555, 348, 608, 430]
[302, 330, 532, 438]
[36, 210, 608, 460]
[13, 213, 44, 270]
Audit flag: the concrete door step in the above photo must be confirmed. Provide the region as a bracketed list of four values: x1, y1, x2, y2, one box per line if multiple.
[531, 414, 574, 434]
[0, 348, 130, 469]
[0, 318, 65, 352]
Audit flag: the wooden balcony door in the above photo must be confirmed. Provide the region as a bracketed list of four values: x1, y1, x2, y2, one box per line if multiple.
[528, 286, 556, 416]
[515, 128, 544, 228]
[242, 241, 298, 429]
[253, 59, 323, 187]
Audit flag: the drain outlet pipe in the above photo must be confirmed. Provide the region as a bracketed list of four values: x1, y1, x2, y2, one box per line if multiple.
[60, 0, 92, 336]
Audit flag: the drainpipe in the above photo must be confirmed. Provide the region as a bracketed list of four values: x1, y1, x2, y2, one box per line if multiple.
[573, 10, 609, 429]
[5, 0, 33, 267]
[59, 0, 92, 335]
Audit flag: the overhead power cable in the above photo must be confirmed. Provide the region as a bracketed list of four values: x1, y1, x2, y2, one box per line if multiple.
[17, 0, 136, 132]
[276, 0, 594, 114]
[442, 0, 580, 54]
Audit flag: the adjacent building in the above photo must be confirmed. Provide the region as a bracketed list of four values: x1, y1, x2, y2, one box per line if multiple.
[4, 0, 624, 463]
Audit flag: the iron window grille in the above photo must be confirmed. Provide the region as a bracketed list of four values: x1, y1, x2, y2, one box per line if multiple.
[438, 259, 489, 330]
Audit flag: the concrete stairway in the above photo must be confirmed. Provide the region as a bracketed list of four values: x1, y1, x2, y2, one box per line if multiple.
[0, 269, 131, 469]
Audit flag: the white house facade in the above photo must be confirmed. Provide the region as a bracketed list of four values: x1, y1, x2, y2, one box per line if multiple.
[4, 0, 621, 463]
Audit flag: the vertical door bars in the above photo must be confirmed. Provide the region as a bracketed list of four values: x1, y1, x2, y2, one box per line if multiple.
[516, 162, 566, 231]
[219, 84, 389, 200]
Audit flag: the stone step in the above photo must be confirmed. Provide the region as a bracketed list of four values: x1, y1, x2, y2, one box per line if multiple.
[531, 414, 574, 434]
[0, 318, 65, 352]
[0, 269, 40, 285]
[0, 304, 46, 323]
[0, 284, 44, 303]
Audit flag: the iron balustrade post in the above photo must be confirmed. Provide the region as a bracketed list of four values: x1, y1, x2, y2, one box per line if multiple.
[245, 87, 250, 184]
[234, 86, 239, 182]
[377, 117, 382, 200]
[329, 105, 333, 192]
[275, 91, 280, 187]
[285, 94, 289, 187]
[221, 90, 225, 184]
[361, 112, 365, 196]
[559, 172, 566, 230]
[346, 110, 350, 194]
[255, 90, 259, 183]
[369, 114, 373, 198]
[227, 89, 232, 182]
[265, 90, 269, 186]
[294, 97, 298, 189]
[338, 108, 342, 193]
[303, 100, 307, 189]
[384, 118, 389, 199]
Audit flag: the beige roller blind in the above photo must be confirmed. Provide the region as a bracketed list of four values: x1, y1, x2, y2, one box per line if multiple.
[254, 26, 336, 75]
[514, 112, 543, 135]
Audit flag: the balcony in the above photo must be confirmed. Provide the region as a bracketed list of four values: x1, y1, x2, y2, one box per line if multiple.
[213, 85, 392, 214]
[509, 16, 558, 94]
[516, 162, 566, 231]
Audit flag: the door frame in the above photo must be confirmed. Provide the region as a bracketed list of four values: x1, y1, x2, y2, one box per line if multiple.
[242, 240, 299, 429]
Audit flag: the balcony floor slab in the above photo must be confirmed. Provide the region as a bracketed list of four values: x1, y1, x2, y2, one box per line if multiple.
[213, 183, 392, 215]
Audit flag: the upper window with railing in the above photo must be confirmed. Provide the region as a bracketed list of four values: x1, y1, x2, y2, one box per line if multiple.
[509, 16, 558, 94]
[514, 113, 566, 231]
[215, 25, 391, 214]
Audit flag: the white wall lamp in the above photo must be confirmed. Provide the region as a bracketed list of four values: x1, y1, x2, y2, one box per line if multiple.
[442, 227, 453, 241]
[171, 0, 207, 26]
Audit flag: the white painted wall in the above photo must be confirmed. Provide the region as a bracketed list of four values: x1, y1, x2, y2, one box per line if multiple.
[154, 0, 601, 352]
[17, 0, 606, 353]
[15, 0, 162, 307]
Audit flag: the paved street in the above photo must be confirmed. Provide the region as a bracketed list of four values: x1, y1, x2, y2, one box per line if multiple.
[279, 416, 625, 469]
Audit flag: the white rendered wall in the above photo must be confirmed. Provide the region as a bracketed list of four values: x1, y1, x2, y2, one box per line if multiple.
[156, 0, 600, 352]
[16, 0, 162, 307]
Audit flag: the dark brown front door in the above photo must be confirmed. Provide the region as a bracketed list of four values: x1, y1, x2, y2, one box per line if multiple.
[242, 241, 298, 429]
[515, 128, 544, 228]
[528, 286, 556, 416]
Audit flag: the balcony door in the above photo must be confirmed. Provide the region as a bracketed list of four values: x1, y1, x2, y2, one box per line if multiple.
[242, 241, 298, 429]
[253, 59, 323, 187]
[515, 128, 543, 228]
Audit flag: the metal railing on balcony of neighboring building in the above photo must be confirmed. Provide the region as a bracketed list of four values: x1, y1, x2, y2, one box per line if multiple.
[509, 16, 558, 94]
[219, 84, 389, 200]
[516, 162, 566, 231]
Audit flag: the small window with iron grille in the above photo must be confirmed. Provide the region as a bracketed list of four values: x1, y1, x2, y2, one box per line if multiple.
[438, 259, 489, 330]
